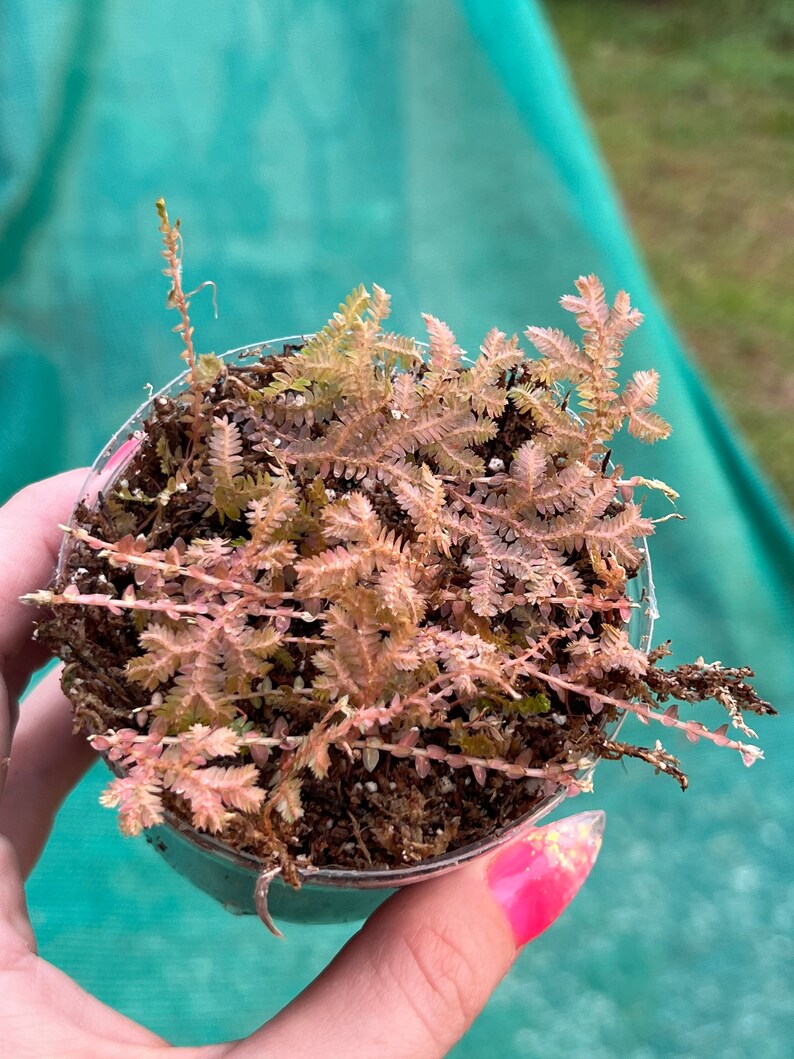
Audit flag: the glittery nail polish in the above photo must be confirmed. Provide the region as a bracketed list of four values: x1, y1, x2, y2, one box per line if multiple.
[486, 810, 605, 945]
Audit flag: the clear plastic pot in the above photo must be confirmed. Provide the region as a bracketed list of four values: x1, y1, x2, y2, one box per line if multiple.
[62, 338, 657, 927]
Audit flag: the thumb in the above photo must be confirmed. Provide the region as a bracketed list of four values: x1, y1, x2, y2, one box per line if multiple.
[226, 810, 604, 1059]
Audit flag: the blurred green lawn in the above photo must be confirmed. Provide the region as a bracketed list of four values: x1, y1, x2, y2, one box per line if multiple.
[546, 0, 794, 507]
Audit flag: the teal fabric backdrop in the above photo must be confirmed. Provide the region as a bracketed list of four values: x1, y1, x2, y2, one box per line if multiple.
[2, 2, 792, 1055]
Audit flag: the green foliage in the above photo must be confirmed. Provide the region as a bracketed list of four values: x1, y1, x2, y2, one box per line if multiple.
[507, 693, 552, 717]
[195, 352, 224, 386]
[448, 720, 500, 758]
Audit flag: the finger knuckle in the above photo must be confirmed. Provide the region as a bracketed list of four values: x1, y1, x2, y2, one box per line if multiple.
[380, 918, 481, 1047]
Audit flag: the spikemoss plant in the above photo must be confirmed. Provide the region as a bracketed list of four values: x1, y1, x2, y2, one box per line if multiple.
[28, 201, 773, 884]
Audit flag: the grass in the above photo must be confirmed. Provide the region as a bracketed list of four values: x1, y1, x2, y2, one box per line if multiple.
[545, 0, 794, 507]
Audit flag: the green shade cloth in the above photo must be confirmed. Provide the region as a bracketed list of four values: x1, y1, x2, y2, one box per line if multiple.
[2, 2, 792, 1055]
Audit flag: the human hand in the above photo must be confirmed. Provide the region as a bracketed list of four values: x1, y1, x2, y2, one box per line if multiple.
[0, 472, 604, 1059]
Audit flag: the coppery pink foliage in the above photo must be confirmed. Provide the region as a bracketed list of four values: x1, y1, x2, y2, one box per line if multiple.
[30, 270, 772, 846]
[93, 724, 265, 836]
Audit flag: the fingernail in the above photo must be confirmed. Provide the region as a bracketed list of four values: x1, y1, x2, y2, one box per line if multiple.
[104, 436, 140, 475]
[486, 810, 605, 945]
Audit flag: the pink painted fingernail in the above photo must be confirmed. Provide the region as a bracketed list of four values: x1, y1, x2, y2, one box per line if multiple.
[487, 810, 605, 945]
[104, 436, 141, 475]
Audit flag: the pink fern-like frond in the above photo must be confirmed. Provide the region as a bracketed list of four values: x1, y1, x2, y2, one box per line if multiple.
[208, 416, 245, 484]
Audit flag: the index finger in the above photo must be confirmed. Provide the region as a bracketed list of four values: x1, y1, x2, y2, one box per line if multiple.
[0, 470, 88, 683]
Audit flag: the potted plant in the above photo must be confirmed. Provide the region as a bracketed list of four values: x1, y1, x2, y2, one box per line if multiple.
[26, 201, 773, 934]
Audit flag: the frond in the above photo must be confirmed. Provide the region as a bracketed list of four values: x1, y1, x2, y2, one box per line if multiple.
[126, 623, 193, 690]
[379, 332, 425, 372]
[422, 313, 462, 375]
[367, 283, 391, 326]
[314, 284, 371, 347]
[313, 595, 394, 704]
[178, 723, 242, 759]
[523, 326, 590, 379]
[508, 385, 584, 450]
[208, 416, 244, 485]
[469, 552, 506, 617]
[560, 273, 609, 330]
[171, 764, 265, 832]
[422, 439, 484, 477]
[607, 289, 644, 341]
[245, 479, 299, 542]
[621, 369, 659, 412]
[627, 408, 672, 444]
[392, 465, 447, 537]
[586, 504, 655, 567]
[242, 538, 297, 574]
[183, 537, 233, 568]
[294, 543, 377, 599]
[390, 372, 421, 417]
[378, 564, 427, 626]
[321, 493, 381, 543]
[509, 441, 548, 496]
[100, 771, 165, 836]
[165, 677, 230, 728]
[598, 625, 648, 677]
[462, 329, 524, 414]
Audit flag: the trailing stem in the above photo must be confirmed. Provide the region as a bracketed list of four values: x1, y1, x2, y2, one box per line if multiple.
[156, 197, 205, 453]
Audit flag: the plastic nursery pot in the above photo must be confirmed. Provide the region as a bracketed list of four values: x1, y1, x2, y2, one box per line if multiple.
[62, 338, 658, 928]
